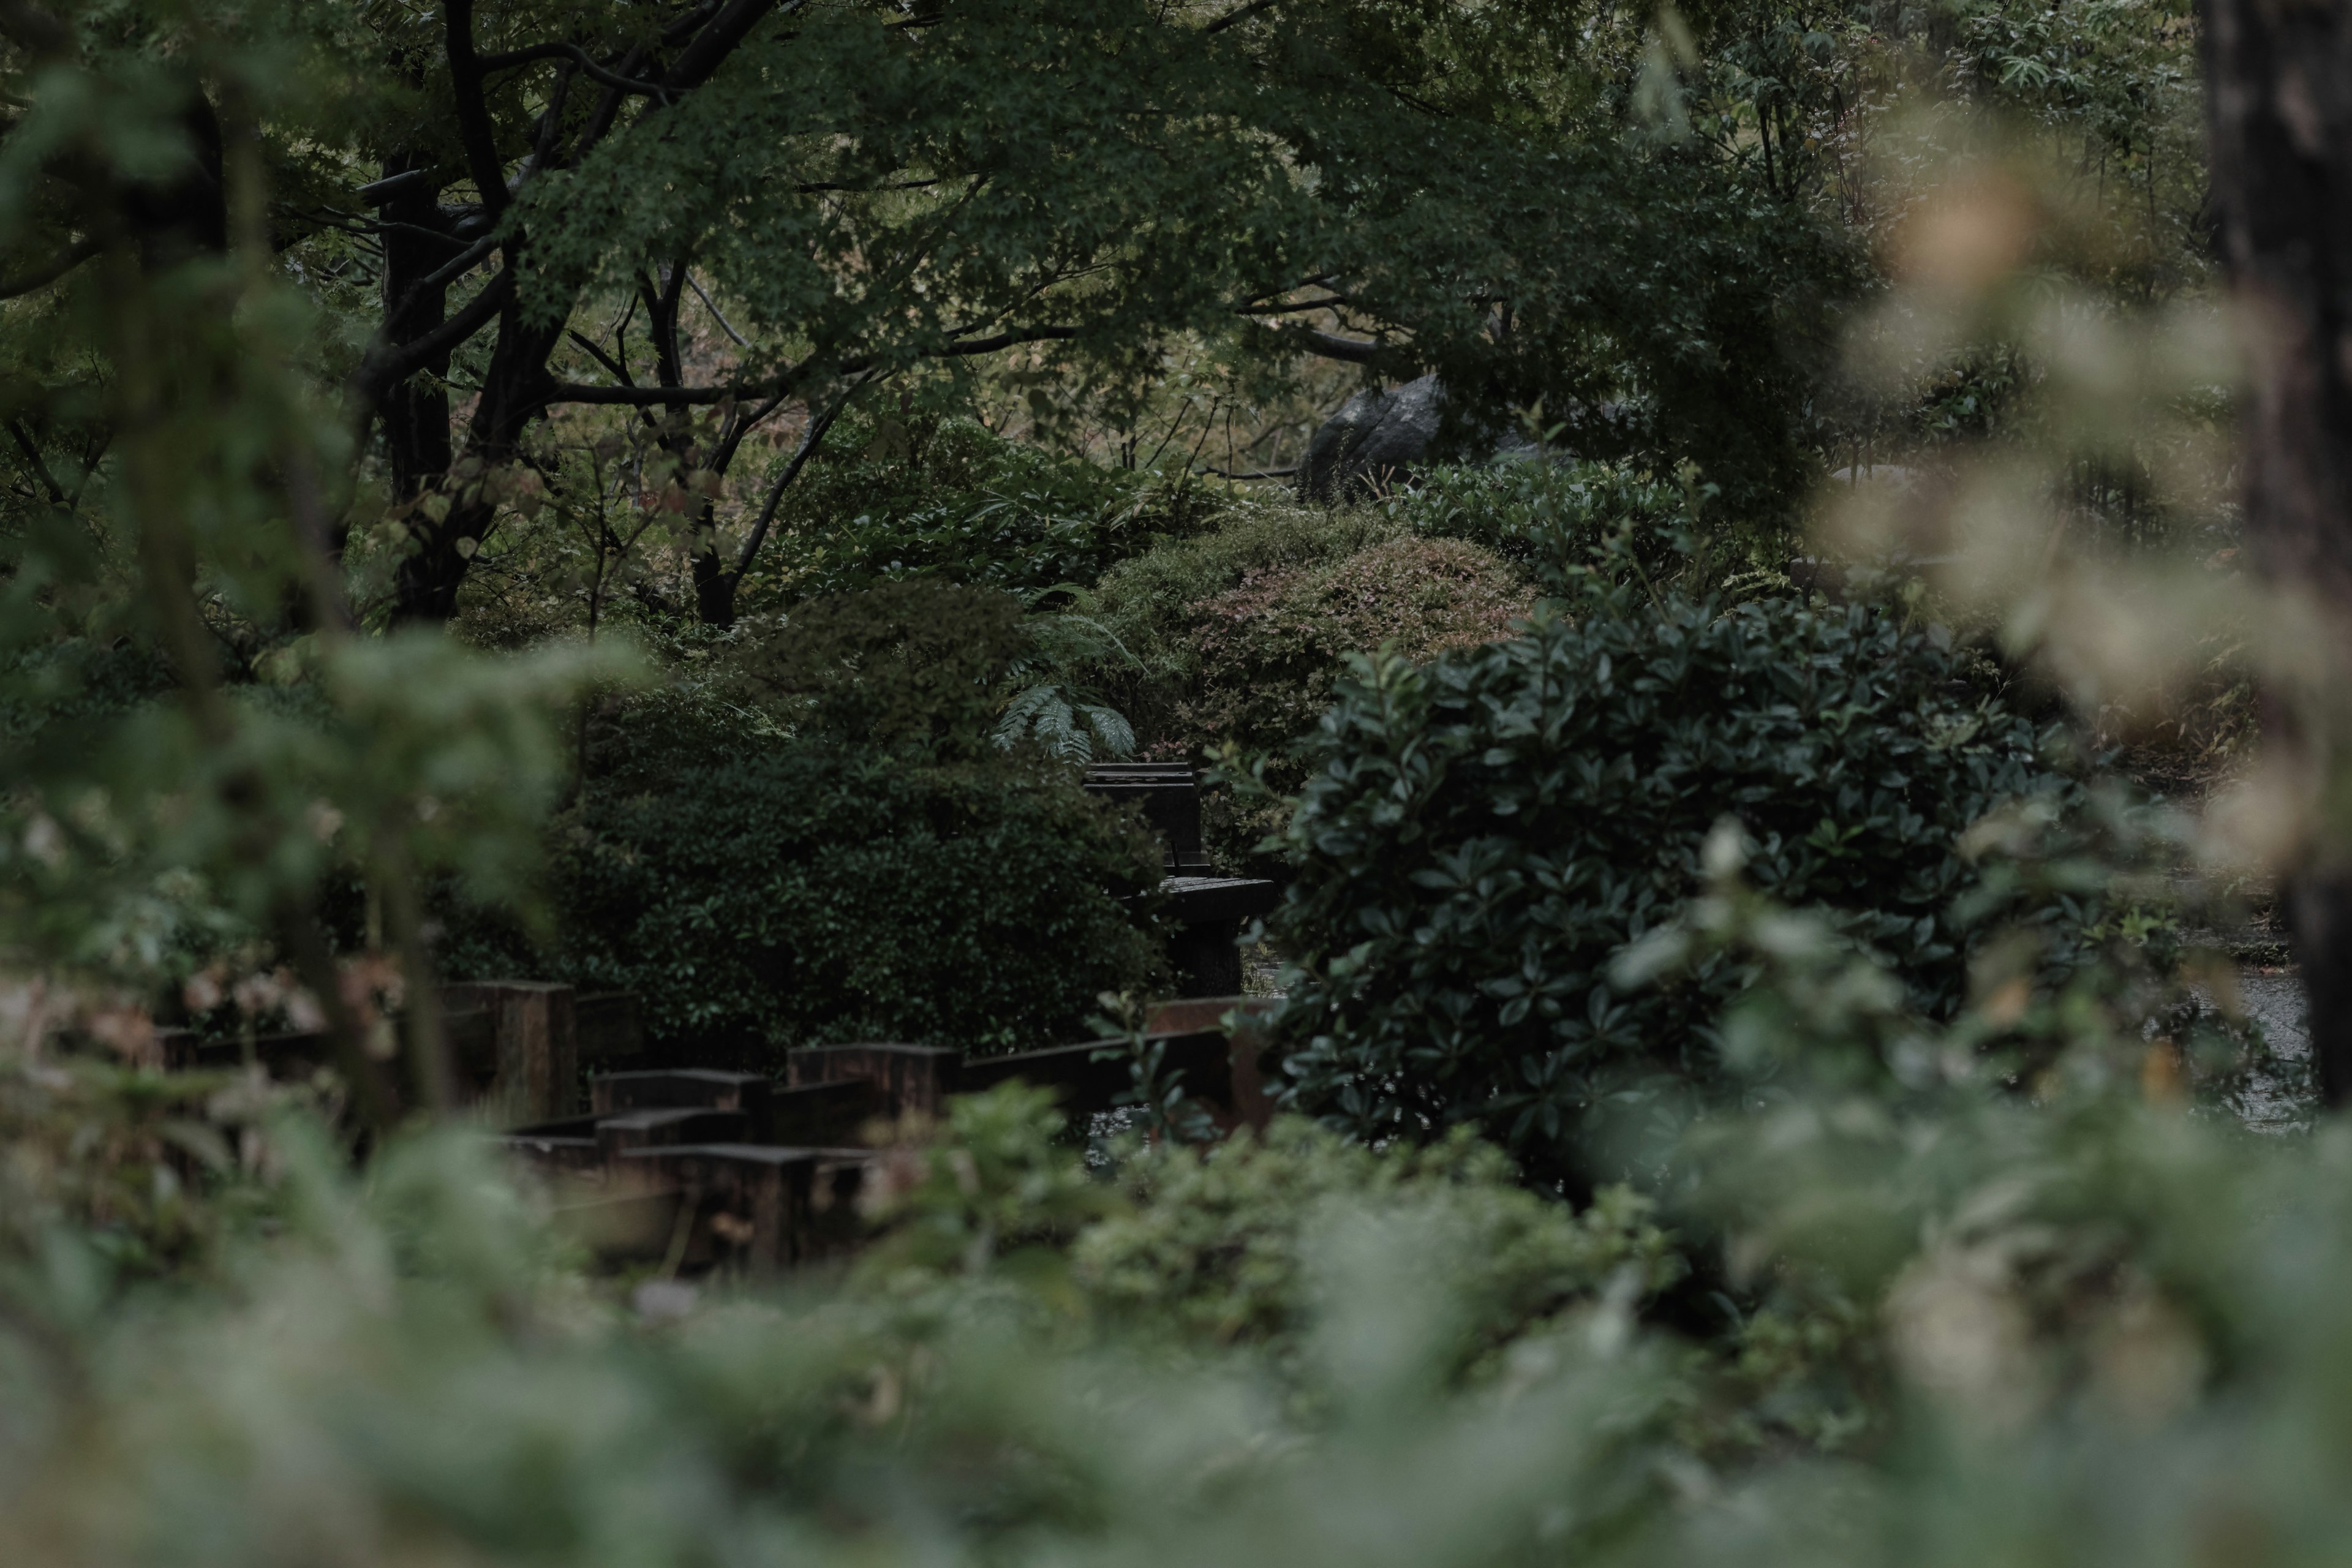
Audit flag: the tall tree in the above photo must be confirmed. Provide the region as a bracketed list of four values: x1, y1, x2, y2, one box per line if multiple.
[2201, 0, 2352, 1099]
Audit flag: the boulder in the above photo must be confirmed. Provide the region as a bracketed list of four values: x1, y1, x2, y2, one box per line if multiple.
[1297, 376, 1624, 501]
[1298, 374, 1449, 501]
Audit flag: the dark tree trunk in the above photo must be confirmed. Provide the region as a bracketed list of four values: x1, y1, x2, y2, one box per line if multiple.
[2201, 0, 2352, 1102]
[390, 308, 562, 624]
[376, 159, 454, 523]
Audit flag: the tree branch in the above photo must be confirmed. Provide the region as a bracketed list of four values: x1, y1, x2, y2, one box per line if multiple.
[0, 235, 100, 298]
[565, 328, 635, 385]
[444, 1, 512, 216]
[733, 382, 863, 582]
[478, 41, 670, 100]
[1287, 326, 1385, 363]
[1204, 0, 1281, 34]
[7, 420, 67, 505]
[354, 270, 515, 405]
[663, 0, 791, 92]
[686, 271, 751, 346]
[1235, 293, 1351, 316]
[940, 324, 1082, 355]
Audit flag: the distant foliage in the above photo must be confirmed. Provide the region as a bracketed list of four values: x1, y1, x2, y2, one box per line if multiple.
[550, 745, 1163, 1057]
[1389, 459, 1711, 594]
[1272, 577, 2103, 1181]
[742, 579, 1030, 760]
[749, 415, 1219, 606]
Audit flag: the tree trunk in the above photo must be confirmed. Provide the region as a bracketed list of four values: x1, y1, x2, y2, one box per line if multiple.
[376, 159, 454, 525]
[2201, 0, 2352, 1102]
[390, 308, 562, 624]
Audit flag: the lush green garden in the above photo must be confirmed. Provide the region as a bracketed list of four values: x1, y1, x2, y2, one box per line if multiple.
[17, 0, 2352, 1565]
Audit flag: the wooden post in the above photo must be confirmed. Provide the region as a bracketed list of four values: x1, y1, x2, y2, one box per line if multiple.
[443, 981, 578, 1123]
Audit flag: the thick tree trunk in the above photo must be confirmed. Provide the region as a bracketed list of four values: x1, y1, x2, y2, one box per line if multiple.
[376, 160, 454, 522]
[390, 309, 562, 623]
[2201, 0, 2352, 1102]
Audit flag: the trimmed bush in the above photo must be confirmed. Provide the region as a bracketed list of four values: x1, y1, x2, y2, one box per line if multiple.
[548, 744, 1164, 1058]
[1179, 535, 1532, 764]
[1271, 578, 2090, 1183]
[1178, 535, 1531, 870]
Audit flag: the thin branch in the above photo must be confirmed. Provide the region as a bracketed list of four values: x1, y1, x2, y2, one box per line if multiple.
[547, 379, 773, 407]
[355, 270, 514, 402]
[940, 324, 1082, 355]
[733, 380, 865, 582]
[1197, 462, 1298, 480]
[1287, 326, 1386, 363]
[686, 271, 750, 345]
[478, 41, 671, 100]
[1234, 293, 1350, 316]
[566, 328, 635, 385]
[7, 420, 66, 505]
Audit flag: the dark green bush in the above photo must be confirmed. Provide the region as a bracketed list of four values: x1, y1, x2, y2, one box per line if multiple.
[738, 579, 1030, 759]
[745, 415, 1218, 606]
[1388, 459, 1714, 594]
[1177, 535, 1530, 872]
[1271, 578, 2095, 1182]
[549, 744, 1164, 1057]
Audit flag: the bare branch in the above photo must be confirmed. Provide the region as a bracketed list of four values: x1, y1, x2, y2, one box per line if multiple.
[7, 419, 67, 505]
[355, 270, 514, 405]
[1235, 293, 1350, 316]
[686, 272, 751, 347]
[734, 380, 866, 582]
[565, 328, 635, 385]
[940, 324, 1082, 355]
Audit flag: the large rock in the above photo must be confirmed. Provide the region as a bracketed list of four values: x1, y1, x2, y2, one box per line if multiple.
[1298, 374, 1451, 502]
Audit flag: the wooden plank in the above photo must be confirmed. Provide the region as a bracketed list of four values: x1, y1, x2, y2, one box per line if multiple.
[960, 1028, 1233, 1118]
[787, 1044, 961, 1117]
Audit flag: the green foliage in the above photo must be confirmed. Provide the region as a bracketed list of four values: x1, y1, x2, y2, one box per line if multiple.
[1086, 502, 1408, 699]
[1182, 535, 1531, 870]
[1270, 576, 2118, 1180]
[546, 741, 1164, 1057]
[741, 579, 1030, 760]
[751, 415, 1218, 606]
[1387, 458, 1719, 595]
[1071, 1122, 1684, 1373]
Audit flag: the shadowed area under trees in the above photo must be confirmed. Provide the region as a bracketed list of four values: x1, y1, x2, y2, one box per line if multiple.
[18, 2, 2352, 1567]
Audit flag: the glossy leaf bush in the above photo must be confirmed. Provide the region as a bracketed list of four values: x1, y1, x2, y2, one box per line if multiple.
[1271, 580, 2094, 1178]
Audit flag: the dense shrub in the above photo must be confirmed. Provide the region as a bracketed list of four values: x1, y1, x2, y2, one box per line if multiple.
[1180, 537, 1532, 766]
[1178, 536, 1531, 870]
[1271, 578, 2098, 1182]
[1387, 459, 1713, 594]
[1084, 500, 1404, 725]
[1076, 510, 1532, 869]
[747, 415, 1219, 606]
[549, 744, 1164, 1057]
[738, 579, 1030, 758]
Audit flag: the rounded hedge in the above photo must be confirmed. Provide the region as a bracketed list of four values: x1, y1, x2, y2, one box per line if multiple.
[551, 745, 1164, 1058]
[1270, 581, 2084, 1181]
